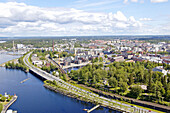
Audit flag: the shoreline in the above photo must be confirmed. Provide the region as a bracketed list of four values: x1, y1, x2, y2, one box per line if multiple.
[1, 96, 18, 113]
[43, 83, 132, 113]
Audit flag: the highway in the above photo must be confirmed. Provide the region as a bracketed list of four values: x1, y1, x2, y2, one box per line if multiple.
[23, 52, 156, 113]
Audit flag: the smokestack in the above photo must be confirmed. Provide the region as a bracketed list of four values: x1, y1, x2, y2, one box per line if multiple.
[53, 40, 54, 52]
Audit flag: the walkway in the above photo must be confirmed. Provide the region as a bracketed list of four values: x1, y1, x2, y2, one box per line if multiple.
[87, 105, 100, 113]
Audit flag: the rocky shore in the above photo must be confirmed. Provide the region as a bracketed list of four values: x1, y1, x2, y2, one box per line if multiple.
[43, 84, 130, 113]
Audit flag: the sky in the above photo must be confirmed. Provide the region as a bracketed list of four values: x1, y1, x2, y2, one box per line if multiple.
[0, 0, 169, 36]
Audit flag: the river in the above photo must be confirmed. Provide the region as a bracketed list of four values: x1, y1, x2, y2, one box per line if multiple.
[0, 54, 120, 113]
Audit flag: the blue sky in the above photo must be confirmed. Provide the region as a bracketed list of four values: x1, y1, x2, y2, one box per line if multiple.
[0, 0, 169, 36]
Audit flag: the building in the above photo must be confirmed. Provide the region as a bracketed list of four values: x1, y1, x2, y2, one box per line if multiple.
[17, 44, 24, 49]
[32, 61, 43, 65]
[163, 59, 170, 65]
[125, 60, 135, 63]
[110, 56, 125, 62]
[152, 66, 168, 75]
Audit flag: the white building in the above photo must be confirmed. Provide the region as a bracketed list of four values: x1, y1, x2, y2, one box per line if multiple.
[32, 61, 43, 65]
[152, 66, 168, 75]
[17, 44, 24, 49]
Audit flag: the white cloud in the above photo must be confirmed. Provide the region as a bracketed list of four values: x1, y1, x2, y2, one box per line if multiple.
[123, 0, 128, 3]
[0, 2, 143, 36]
[113, 11, 127, 21]
[151, 0, 168, 3]
[123, 0, 139, 3]
[131, 0, 138, 2]
[139, 18, 152, 21]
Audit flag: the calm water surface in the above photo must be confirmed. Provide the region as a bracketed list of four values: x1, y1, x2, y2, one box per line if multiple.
[0, 54, 120, 113]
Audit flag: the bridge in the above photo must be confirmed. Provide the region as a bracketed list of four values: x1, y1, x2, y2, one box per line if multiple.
[47, 57, 66, 74]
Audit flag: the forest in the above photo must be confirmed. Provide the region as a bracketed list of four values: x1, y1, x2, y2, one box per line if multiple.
[68, 61, 170, 106]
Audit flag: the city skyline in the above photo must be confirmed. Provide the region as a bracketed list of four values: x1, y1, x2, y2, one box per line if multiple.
[0, 0, 169, 36]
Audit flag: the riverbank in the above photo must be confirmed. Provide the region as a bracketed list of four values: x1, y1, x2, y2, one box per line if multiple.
[43, 83, 132, 113]
[2, 56, 29, 73]
[0, 53, 113, 113]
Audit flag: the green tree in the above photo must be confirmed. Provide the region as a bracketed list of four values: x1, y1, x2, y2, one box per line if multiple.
[99, 57, 103, 62]
[104, 54, 108, 58]
[130, 86, 143, 98]
[92, 75, 96, 84]
[108, 77, 118, 88]
[129, 73, 134, 85]
[0, 96, 6, 102]
[147, 71, 153, 93]
[63, 74, 67, 82]
[120, 82, 128, 92]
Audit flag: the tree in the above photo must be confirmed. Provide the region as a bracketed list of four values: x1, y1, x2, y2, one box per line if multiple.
[0, 96, 6, 102]
[166, 90, 170, 101]
[92, 75, 96, 84]
[129, 73, 134, 85]
[109, 77, 118, 88]
[53, 80, 57, 85]
[99, 57, 103, 62]
[120, 82, 128, 92]
[50, 52, 54, 58]
[147, 71, 153, 93]
[63, 74, 67, 82]
[155, 81, 163, 99]
[130, 86, 143, 98]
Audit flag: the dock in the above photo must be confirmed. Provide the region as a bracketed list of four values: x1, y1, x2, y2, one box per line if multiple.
[85, 105, 100, 113]
[20, 78, 30, 83]
[1, 96, 18, 113]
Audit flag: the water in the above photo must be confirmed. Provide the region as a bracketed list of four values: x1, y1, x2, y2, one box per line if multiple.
[64, 67, 80, 72]
[0, 53, 21, 64]
[0, 54, 120, 113]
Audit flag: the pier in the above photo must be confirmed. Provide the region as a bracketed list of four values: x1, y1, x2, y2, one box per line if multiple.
[20, 78, 30, 83]
[1, 96, 18, 113]
[86, 105, 100, 113]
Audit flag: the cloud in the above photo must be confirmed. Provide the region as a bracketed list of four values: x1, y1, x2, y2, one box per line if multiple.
[131, 0, 138, 2]
[0, 2, 143, 36]
[123, 0, 139, 3]
[123, 0, 129, 3]
[139, 18, 152, 21]
[151, 0, 168, 3]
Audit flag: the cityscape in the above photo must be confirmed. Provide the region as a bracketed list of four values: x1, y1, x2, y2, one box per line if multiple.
[0, 0, 170, 113]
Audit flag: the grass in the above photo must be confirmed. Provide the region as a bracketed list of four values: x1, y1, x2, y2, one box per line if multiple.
[0, 103, 3, 112]
[0, 102, 9, 112]
[111, 98, 165, 113]
[70, 82, 93, 93]
[109, 87, 120, 90]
